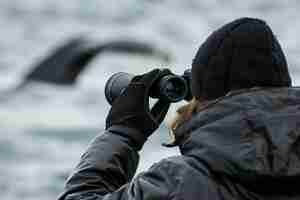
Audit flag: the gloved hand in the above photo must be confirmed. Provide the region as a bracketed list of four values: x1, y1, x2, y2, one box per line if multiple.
[106, 69, 172, 147]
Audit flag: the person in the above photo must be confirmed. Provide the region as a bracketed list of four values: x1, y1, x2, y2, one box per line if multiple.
[57, 17, 300, 200]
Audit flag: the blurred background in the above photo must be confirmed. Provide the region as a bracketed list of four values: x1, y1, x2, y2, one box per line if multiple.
[0, 0, 300, 199]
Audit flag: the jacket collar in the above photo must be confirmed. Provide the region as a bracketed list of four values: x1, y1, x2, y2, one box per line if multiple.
[176, 87, 300, 190]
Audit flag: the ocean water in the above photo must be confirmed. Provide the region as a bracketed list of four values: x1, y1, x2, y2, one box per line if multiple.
[0, 1, 300, 199]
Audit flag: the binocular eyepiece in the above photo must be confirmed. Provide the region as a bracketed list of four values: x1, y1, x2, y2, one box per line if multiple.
[105, 69, 192, 105]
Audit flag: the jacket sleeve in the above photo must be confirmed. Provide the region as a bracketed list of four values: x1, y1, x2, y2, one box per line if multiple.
[57, 126, 173, 200]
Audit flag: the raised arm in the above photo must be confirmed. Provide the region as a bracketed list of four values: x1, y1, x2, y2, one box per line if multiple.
[57, 69, 172, 200]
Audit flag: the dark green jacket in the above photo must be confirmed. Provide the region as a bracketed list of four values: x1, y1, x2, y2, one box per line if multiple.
[58, 87, 300, 200]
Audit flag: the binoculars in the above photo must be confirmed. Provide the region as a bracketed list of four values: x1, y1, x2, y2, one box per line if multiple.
[105, 69, 192, 105]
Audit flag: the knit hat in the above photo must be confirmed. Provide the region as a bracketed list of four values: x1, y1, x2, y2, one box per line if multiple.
[191, 17, 292, 100]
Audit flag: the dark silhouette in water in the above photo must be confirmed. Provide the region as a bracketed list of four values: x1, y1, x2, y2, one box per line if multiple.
[23, 36, 170, 85]
[0, 36, 170, 100]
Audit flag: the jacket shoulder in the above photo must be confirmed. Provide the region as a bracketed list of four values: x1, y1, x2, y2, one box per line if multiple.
[148, 156, 211, 176]
[134, 156, 219, 199]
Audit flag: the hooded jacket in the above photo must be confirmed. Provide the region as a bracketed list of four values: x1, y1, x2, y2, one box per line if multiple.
[58, 87, 300, 200]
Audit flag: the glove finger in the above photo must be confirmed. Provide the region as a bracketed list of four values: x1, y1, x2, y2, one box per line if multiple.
[117, 82, 146, 105]
[138, 69, 162, 86]
[130, 74, 143, 83]
[127, 69, 169, 113]
[141, 68, 173, 84]
[150, 99, 170, 124]
[124, 69, 173, 117]
[131, 68, 173, 89]
[106, 83, 147, 128]
[139, 68, 173, 97]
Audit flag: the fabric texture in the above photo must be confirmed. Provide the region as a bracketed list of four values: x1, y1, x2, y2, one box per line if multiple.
[58, 87, 300, 200]
[191, 17, 292, 100]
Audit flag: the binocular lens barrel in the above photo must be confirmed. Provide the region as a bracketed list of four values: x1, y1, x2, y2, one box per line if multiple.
[105, 71, 189, 105]
[155, 75, 188, 102]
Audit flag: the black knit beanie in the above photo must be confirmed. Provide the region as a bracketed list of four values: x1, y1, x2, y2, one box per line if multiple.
[191, 17, 292, 100]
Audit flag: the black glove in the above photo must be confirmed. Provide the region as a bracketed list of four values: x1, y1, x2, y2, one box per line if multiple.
[106, 69, 172, 148]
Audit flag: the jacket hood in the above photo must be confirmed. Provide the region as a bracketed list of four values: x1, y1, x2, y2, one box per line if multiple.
[177, 87, 300, 195]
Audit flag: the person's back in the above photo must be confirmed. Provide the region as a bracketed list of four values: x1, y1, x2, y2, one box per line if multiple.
[166, 87, 300, 199]
[57, 18, 298, 200]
